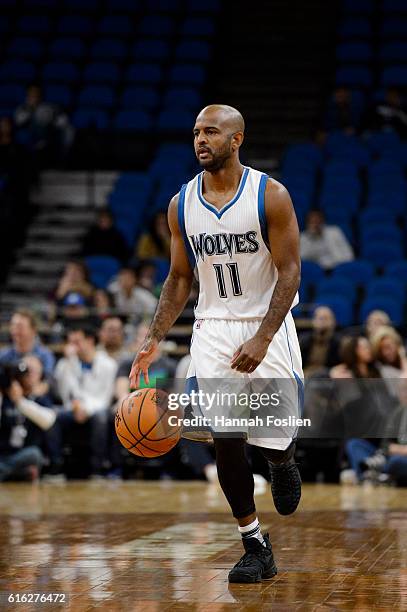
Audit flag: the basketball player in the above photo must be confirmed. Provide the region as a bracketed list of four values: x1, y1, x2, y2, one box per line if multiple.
[129, 105, 303, 583]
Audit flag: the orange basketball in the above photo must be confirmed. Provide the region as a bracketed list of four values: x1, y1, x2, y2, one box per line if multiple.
[115, 388, 182, 458]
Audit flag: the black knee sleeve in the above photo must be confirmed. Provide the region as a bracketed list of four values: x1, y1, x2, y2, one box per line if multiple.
[260, 441, 296, 466]
[213, 437, 256, 519]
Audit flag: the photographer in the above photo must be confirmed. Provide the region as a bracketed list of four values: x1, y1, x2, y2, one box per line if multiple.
[0, 358, 56, 482]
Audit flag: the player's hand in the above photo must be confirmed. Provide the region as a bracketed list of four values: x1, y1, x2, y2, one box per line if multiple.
[230, 335, 270, 373]
[129, 337, 159, 389]
[8, 381, 24, 404]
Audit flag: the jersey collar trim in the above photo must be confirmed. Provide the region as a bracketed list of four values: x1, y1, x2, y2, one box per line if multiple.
[197, 166, 249, 219]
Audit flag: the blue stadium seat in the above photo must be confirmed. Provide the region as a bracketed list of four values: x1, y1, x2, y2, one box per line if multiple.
[99, 16, 132, 35]
[336, 65, 373, 87]
[24, 0, 57, 6]
[126, 63, 162, 84]
[366, 191, 405, 212]
[157, 109, 194, 131]
[315, 277, 357, 302]
[169, 64, 205, 85]
[49, 37, 85, 59]
[324, 159, 359, 180]
[360, 207, 398, 225]
[332, 260, 375, 285]
[139, 16, 174, 36]
[325, 131, 370, 166]
[113, 109, 153, 130]
[322, 174, 361, 193]
[58, 16, 93, 35]
[360, 226, 401, 245]
[147, 0, 180, 11]
[121, 86, 159, 109]
[91, 39, 127, 60]
[0, 17, 10, 33]
[0, 60, 36, 82]
[366, 278, 406, 303]
[150, 258, 170, 284]
[115, 218, 137, 249]
[382, 0, 407, 12]
[186, 0, 220, 11]
[301, 260, 325, 284]
[314, 297, 354, 327]
[105, 0, 139, 11]
[44, 84, 73, 107]
[336, 42, 372, 62]
[281, 174, 315, 193]
[176, 41, 211, 61]
[85, 256, 121, 289]
[362, 241, 404, 266]
[381, 18, 407, 37]
[319, 190, 360, 213]
[78, 86, 115, 109]
[282, 142, 323, 171]
[379, 42, 407, 62]
[381, 65, 407, 86]
[0, 84, 25, 106]
[384, 260, 407, 279]
[18, 15, 50, 34]
[42, 61, 79, 83]
[369, 175, 406, 192]
[8, 37, 44, 58]
[368, 158, 403, 178]
[164, 87, 201, 109]
[359, 296, 403, 326]
[72, 109, 109, 129]
[133, 39, 169, 61]
[181, 17, 215, 37]
[343, 0, 374, 13]
[338, 18, 372, 38]
[84, 62, 120, 83]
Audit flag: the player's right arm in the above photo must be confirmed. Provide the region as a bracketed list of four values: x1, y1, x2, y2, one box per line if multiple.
[129, 194, 194, 389]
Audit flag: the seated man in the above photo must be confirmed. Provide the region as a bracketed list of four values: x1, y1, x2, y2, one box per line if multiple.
[53, 325, 117, 477]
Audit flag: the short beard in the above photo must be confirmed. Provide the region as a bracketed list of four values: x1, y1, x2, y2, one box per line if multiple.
[197, 138, 233, 172]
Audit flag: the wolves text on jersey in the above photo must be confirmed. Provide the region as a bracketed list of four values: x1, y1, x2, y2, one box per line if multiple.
[189, 231, 260, 262]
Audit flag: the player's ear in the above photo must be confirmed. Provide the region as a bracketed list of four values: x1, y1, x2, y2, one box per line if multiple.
[231, 131, 244, 151]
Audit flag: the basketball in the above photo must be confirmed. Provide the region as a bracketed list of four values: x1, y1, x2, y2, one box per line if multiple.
[115, 388, 182, 458]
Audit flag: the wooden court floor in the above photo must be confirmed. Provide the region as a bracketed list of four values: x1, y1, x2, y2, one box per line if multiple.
[0, 481, 407, 611]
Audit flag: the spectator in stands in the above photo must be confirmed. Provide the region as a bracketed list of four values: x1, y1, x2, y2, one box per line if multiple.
[371, 326, 407, 373]
[53, 325, 117, 477]
[365, 310, 391, 341]
[135, 212, 171, 260]
[108, 267, 157, 322]
[363, 87, 407, 138]
[300, 306, 340, 377]
[14, 84, 74, 162]
[330, 335, 380, 379]
[93, 289, 114, 321]
[82, 209, 129, 263]
[300, 210, 354, 270]
[323, 87, 360, 134]
[0, 357, 57, 482]
[98, 316, 130, 363]
[55, 259, 94, 303]
[0, 310, 55, 380]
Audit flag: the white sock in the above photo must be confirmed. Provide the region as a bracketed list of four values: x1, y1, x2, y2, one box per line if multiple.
[238, 518, 265, 547]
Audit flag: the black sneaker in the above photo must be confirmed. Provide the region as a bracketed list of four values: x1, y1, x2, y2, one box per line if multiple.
[270, 459, 302, 515]
[228, 533, 278, 583]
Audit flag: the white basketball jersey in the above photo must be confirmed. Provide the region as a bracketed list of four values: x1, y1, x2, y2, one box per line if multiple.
[179, 166, 299, 320]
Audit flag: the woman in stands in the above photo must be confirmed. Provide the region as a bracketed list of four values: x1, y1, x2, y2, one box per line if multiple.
[135, 211, 171, 260]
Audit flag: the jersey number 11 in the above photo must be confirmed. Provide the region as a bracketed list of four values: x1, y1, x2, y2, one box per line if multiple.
[213, 262, 242, 298]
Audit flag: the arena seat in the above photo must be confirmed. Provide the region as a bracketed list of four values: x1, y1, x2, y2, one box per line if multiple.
[381, 18, 407, 37]
[361, 241, 404, 266]
[359, 207, 398, 225]
[64, 0, 99, 9]
[382, 0, 407, 14]
[338, 18, 372, 38]
[315, 297, 354, 327]
[365, 278, 406, 303]
[139, 16, 175, 36]
[126, 63, 163, 84]
[44, 84, 73, 107]
[78, 86, 115, 109]
[157, 109, 195, 131]
[18, 15, 50, 34]
[164, 87, 202, 109]
[186, 0, 220, 11]
[133, 39, 169, 61]
[336, 65, 373, 87]
[0, 84, 26, 106]
[98, 16, 133, 36]
[91, 39, 127, 60]
[384, 260, 407, 279]
[42, 61, 79, 83]
[8, 37, 44, 58]
[359, 296, 403, 326]
[181, 17, 215, 37]
[381, 65, 407, 86]
[315, 277, 357, 303]
[169, 64, 206, 85]
[176, 41, 211, 61]
[84, 62, 120, 83]
[121, 86, 159, 109]
[86, 256, 122, 289]
[332, 260, 375, 285]
[113, 109, 153, 130]
[366, 191, 405, 212]
[336, 42, 372, 62]
[49, 38, 86, 59]
[105, 0, 140, 11]
[379, 42, 407, 62]
[0, 60, 36, 82]
[72, 109, 109, 129]
[57, 16, 93, 35]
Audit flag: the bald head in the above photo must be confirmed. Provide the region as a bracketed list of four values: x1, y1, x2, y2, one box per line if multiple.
[196, 104, 245, 134]
[193, 104, 245, 171]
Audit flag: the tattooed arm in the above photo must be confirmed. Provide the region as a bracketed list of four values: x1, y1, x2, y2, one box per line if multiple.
[231, 179, 300, 373]
[129, 194, 194, 388]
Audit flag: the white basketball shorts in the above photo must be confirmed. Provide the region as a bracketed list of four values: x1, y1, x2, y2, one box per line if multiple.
[185, 312, 304, 451]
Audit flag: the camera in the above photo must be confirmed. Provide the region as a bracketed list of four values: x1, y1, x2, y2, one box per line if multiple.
[0, 361, 29, 394]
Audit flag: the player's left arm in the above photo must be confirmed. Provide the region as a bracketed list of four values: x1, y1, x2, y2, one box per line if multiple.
[231, 179, 300, 373]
